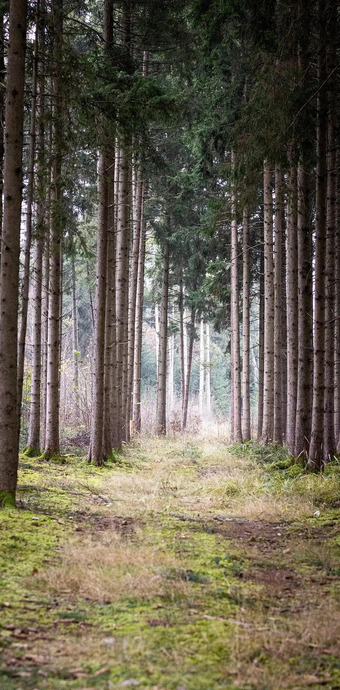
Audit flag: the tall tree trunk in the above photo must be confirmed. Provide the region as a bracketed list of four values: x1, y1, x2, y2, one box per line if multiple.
[286, 163, 298, 454]
[308, 1, 327, 470]
[294, 165, 313, 457]
[205, 323, 211, 415]
[41, 189, 50, 451]
[179, 275, 186, 417]
[89, 149, 109, 463]
[44, 0, 63, 458]
[132, 208, 146, 433]
[28, 3, 46, 453]
[0, 0, 27, 506]
[71, 256, 80, 426]
[242, 208, 251, 440]
[0, 3, 5, 254]
[103, 155, 116, 455]
[127, 161, 143, 435]
[156, 239, 169, 436]
[335, 155, 340, 451]
[182, 308, 195, 431]
[230, 152, 242, 442]
[199, 319, 205, 418]
[115, 144, 130, 447]
[168, 304, 175, 414]
[17, 11, 39, 435]
[262, 163, 274, 443]
[273, 166, 284, 443]
[257, 238, 264, 439]
[323, 3, 337, 463]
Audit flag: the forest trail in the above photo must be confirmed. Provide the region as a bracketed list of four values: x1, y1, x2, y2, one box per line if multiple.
[1, 438, 340, 690]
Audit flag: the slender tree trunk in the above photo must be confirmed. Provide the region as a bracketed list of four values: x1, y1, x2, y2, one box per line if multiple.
[199, 319, 205, 418]
[103, 153, 116, 454]
[115, 144, 130, 446]
[133, 208, 146, 433]
[273, 166, 284, 443]
[111, 144, 120, 447]
[182, 308, 195, 431]
[230, 152, 242, 442]
[0, 0, 27, 506]
[89, 152, 108, 464]
[262, 163, 274, 443]
[0, 3, 5, 256]
[17, 13, 39, 433]
[294, 165, 313, 457]
[179, 276, 186, 417]
[205, 323, 211, 414]
[308, 2, 327, 470]
[44, 0, 63, 458]
[168, 304, 175, 414]
[286, 163, 298, 454]
[28, 5, 46, 453]
[127, 161, 143, 435]
[335, 155, 340, 452]
[242, 208, 251, 440]
[71, 257, 80, 426]
[41, 192, 50, 450]
[156, 239, 169, 436]
[257, 238, 264, 439]
[323, 5, 337, 463]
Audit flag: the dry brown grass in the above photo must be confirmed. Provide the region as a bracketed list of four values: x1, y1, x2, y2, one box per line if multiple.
[230, 599, 340, 688]
[90, 436, 322, 522]
[39, 530, 191, 604]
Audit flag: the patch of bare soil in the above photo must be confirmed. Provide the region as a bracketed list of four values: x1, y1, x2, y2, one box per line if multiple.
[242, 565, 301, 590]
[72, 513, 139, 535]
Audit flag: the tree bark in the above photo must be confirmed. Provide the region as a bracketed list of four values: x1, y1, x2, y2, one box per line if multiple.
[230, 152, 242, 442]
[28, 3, 46, 453]
[294, 165, 313, 457]
[0, 0, 27, 506]
[44, 0, 63, 458]
[242, 208, 251, 440]
[286, 163, 298, 454]
[199, 319, 205, 418]
[308, 1, 327, 470]
[132, 208, 146, 433]
[17, 10, 39, 436]
[115, 144, 130, 446]
[257, 237, 264, 439]
[273, 166, 284, 444]
[89, 152, 108, 464]
[205, 323, 211, 415]
[71, 256, 80, 426]
[262, 163, 274, 443]
[182, 307, 195, 431]
[323, 3, 337, 463]
[156, 239, 169, 436]
[127, 160, 143, 435]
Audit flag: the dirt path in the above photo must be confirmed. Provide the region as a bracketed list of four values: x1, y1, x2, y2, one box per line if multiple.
[1, 437, 339, 689]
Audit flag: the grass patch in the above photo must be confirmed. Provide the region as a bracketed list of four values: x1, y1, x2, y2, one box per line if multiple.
[0, 436, 339, 689]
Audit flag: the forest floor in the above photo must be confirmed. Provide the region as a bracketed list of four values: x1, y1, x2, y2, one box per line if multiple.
[0, 437, 340, 690]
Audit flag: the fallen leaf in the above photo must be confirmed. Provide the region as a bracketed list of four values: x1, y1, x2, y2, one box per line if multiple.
[93, 667, 110, 677]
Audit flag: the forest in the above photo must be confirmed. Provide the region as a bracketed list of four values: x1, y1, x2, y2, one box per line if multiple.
[0, 0, 340, 688]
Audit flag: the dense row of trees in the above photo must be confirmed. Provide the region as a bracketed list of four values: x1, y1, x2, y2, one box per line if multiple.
[0, 0, 339, 506]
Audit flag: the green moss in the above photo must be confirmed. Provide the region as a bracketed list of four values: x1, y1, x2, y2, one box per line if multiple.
[0, 491, 16, 509]
[22, 446, 42, 458]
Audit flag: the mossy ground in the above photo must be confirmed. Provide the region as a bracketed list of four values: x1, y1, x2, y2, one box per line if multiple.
[1, 437, 340, 689]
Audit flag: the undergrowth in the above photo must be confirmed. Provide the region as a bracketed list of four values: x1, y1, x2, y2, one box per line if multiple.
[0, 436, 339, 689]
